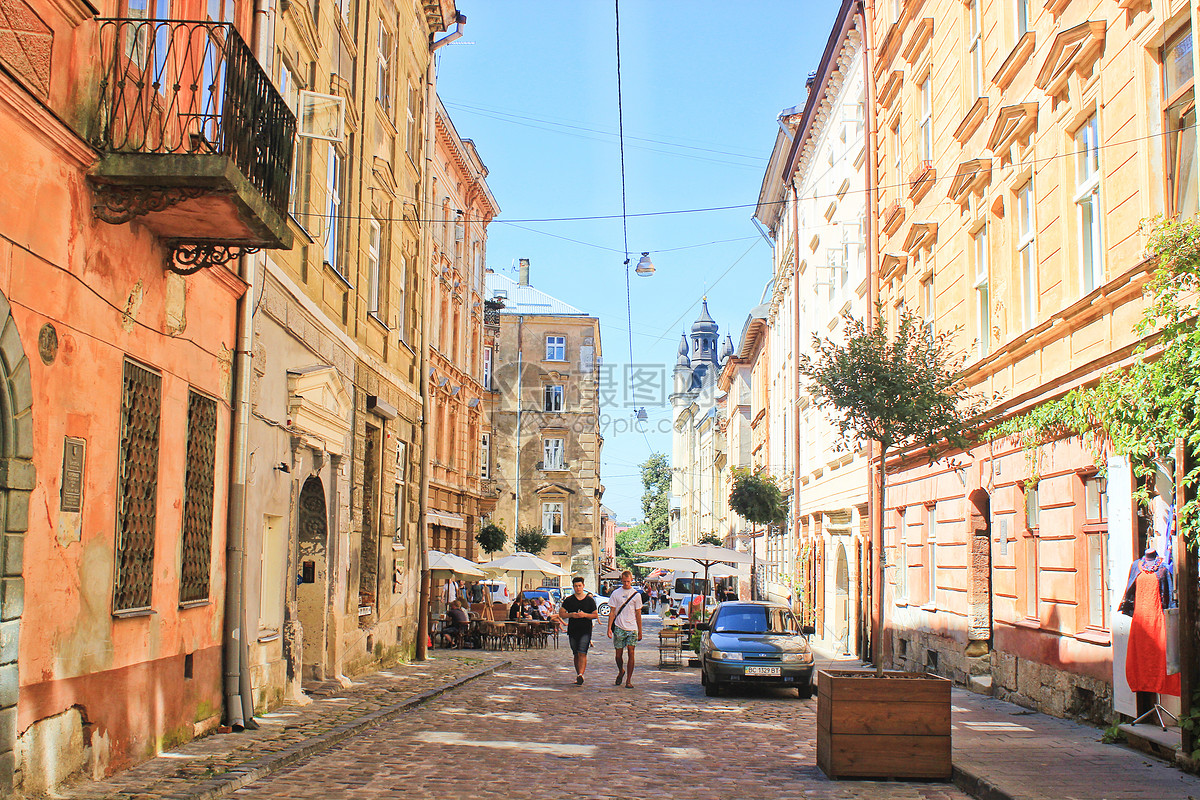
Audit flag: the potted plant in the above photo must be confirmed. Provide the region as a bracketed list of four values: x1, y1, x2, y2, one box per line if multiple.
[800, 305, 989, 780]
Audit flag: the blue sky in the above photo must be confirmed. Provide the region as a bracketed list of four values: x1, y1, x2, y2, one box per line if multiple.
[437, 2, 840, 523]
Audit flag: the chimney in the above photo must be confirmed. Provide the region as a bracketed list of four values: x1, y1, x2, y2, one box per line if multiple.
[518, 258, 530, 286]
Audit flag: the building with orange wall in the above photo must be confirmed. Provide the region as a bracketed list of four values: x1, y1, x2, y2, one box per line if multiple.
[871, 0, 1196, 723]
[426, 95, 498, 567]
[0, 0, 294, 792]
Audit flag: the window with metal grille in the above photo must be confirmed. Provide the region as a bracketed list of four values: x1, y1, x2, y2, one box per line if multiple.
[115, 360, 162, 613]
[180, 390, 218, 604]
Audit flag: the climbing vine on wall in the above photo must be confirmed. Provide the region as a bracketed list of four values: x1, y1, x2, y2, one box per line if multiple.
[994, 215, 1200, 545]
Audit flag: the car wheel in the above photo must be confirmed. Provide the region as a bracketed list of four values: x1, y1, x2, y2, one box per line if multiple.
[598, 603, 610, 616]
[700, 666, 708, 686]
[705, 679, 720, 697]
[796, 683, 813, 699]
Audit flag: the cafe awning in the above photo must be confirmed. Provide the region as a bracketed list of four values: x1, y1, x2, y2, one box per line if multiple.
[427, 511, 466, 529]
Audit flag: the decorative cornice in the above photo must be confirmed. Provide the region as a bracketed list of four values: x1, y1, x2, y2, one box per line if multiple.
[947, 158, 992, 204]
[1035, 21, 1106, 97]
[993, 31, 1035, 91]
[878, 70, 904, 109]
[901, 18, 934, 65]
[986, 102, 1038, 163]
[902, 221, 938, 253]
[953, 96, 989, 143]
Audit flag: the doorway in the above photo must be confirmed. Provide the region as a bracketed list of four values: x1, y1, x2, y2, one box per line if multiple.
[297, 475, 329, 681]
[967, 488, 993, 654]
[835, 542, 850, 655]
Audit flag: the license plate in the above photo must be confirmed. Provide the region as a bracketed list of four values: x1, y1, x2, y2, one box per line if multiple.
[744, 666, 781, 676]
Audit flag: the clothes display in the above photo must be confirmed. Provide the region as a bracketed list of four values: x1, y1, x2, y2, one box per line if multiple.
[1120, 550, 1180, 697]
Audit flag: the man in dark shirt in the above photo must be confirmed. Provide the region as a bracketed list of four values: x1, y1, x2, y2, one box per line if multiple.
[559, 576, 599, 685]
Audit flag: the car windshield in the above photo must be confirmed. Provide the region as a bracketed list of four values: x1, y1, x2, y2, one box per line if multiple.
[674, 578, 709, 595]
[712, 606, 800, 635]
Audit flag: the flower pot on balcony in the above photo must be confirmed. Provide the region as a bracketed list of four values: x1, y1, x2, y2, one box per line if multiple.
[816, 669, 951, 781]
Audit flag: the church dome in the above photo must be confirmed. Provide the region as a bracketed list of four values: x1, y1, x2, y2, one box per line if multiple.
[691, 298, 718, 334]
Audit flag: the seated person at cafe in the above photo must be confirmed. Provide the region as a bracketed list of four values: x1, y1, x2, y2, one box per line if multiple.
[439, 600, 470, 647]
[529, 600, 546, 621]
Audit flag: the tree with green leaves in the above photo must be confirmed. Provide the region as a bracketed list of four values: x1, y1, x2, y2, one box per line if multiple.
[640, 453, 671, 552]
[699, 532, 723, 546]
[514, 525, 550, 556]
[800, 304, 989, 673]
[728, 469, 789, 528]
[476, 522, 506, 555]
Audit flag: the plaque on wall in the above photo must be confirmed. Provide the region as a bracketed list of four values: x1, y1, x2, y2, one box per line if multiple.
[61, 436, 85, 513]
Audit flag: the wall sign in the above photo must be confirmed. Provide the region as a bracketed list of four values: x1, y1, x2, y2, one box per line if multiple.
[61, 437, 85, 513]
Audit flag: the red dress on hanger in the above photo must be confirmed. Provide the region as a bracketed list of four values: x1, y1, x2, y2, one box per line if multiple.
[1126, 562, 1180, 696]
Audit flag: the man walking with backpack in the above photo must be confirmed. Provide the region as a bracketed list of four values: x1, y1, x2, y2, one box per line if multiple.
[607, 570, 644, 688]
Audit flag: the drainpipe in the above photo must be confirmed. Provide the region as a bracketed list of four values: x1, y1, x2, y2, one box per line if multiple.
[223, 253, 256, 729]
[222, 0, 280, 731]
[858, 0, 883, 669]
[416, 10, 467, 660]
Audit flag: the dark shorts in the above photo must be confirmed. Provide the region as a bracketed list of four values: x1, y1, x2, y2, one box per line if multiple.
[568, 630, 592, 654]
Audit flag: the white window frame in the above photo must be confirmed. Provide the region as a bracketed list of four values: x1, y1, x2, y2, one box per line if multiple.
[1024, 483, 1040, 619]
[482, 346, 493, 389]
[376, 22, 393, 112]
[968, 0, 983, 99]
[545, 335, 566, 362]
[324, 147, 342, 272]
[927, 503, 938, 606]
[896, 507, 908, 603]
[973, 224, 990, 356]
[542, 501, 564, 536]
[367, 219, 381, 316]
[920, 75, 933, 163]
[480, 433, 490, 480]
[1075, 114, 1103, 293]
[394, 440, 407, 541]
[920, 271, 935, 340]
[544, 384, 564, 412]
[543, 438, 565, 471]
[1017, 181, 1037, 329]
[1015, 0, 1030, 38]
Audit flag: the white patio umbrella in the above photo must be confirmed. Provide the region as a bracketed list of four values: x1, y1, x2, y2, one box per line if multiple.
[638, 544, 752, 620]
[635, 558, 739, 578]
[427, 550, 486, 578]
[479, 552, 568, 598]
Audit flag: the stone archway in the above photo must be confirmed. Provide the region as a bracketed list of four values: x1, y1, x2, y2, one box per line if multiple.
[0, 295, 34, 792]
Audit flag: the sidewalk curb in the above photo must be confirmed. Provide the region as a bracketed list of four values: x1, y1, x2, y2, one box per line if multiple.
[128, 659, 509, 800]
[952, 765, 1013, 800]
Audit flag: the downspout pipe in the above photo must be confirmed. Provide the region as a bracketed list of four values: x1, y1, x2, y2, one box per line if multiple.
[223, 255, 255, 729]
[224, 0, 278, 730]
[789, 178, 801, 617]
[416, 11, 466, 660]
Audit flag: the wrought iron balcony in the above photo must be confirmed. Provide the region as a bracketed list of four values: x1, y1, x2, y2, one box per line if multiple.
[90, 18, 295, 271]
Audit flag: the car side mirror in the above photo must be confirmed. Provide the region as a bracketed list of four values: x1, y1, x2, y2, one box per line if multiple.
[695, 623, 709, 631]
[801, 625, 816, 636]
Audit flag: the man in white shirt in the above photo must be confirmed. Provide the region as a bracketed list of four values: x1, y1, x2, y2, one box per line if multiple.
[606, 570, 644, 688]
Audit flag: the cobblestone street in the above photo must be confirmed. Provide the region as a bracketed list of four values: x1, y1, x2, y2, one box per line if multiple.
[232, 619, 967, 800]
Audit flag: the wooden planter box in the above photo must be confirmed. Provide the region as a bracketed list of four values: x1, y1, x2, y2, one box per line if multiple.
[816, 669, 951, 781]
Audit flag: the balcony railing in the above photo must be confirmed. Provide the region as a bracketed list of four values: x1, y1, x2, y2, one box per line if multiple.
[95, 18, 295, 217]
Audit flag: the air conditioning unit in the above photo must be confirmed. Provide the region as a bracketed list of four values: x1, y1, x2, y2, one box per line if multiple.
[297, 90, 346, 142]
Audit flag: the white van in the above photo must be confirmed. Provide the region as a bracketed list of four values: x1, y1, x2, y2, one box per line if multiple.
[468, 580, 512, 605]
[667, 572, 716, 612]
